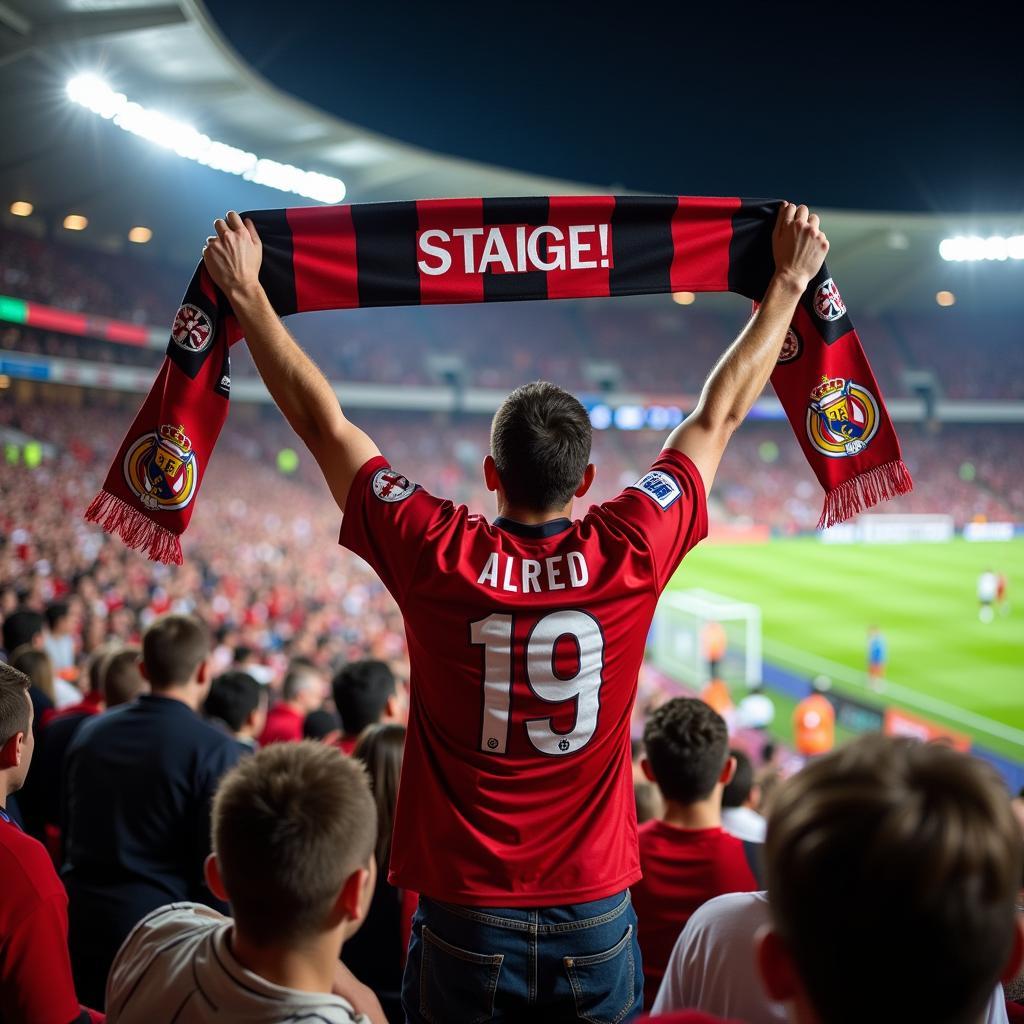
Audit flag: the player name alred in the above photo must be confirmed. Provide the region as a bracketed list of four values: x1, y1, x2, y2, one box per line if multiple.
[477, 551, 590, 594]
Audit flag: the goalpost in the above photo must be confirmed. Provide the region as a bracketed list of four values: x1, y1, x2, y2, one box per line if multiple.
[650, 589, 763, 690]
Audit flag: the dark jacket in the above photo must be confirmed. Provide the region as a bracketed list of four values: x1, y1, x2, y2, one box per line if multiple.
[61, 693, 241, 1009]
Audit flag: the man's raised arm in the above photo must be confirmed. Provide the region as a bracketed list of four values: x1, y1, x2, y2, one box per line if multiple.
[203, 211, 379, 510]
[665, 202, 829, 494]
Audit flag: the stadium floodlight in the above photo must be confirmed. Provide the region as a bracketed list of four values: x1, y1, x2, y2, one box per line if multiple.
[128, 226, 152, 244]
[63, 214, 88, 230]
[66, 74, 346, 205]
[9, 201, 33, 217]
[939, 234, 1024, 262]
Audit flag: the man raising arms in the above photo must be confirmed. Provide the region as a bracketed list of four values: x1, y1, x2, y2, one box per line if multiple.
[203, 201, 828, 1019]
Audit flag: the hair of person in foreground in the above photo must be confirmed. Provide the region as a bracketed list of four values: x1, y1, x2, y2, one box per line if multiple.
[760, 733, 1024, 1024]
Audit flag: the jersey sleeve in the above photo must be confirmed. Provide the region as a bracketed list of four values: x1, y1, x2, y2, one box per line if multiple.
[339, 455, 452, 605]
[594, 448, 708, 592]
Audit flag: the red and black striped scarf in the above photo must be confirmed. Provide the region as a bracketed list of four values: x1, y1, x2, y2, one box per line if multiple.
[87, 196, 912, 564]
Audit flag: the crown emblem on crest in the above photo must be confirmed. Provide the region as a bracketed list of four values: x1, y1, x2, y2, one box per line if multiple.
[810, 375, 846, 405]
[159, 423, 192, 453]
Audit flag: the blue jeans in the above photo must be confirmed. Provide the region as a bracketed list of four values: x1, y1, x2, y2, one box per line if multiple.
[402, 890, 643, 1024]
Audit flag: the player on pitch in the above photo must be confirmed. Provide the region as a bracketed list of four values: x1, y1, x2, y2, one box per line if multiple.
[203, 201, 828, 1021]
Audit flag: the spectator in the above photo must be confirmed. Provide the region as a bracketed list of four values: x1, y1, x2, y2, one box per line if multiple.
[101, 646, 149, 708]
[632, 698, 759, 1005]
[721, 748, 767, 843]
[331, 660, 404, 754]
[344, 724, 411, 1021]
[9, 645, 59, 835]
[14, 643, 79, 711]
[259, 658, 327, 746]
[653, 891, 785, 1023]
[1, 608, 45, 661]
[652, 890, 1013, 1024]
[0, 662, 100, 1024]
[105, 741, 384, 1024]
[37, 645, 144, 855]
[305, 708, 343, 744]
[203, 669, 267, 754]
[44, 600, 75, 673]
[757, 735, 1024, 1024]
[62, 613, 242, 1009]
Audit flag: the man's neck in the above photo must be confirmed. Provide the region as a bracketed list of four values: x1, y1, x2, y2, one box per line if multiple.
[661, 795, 722, 831]
[150, 686, 199, 712]
[0, 776, 9, 810]
[496, 501, 574, 526]
[229, 927, 340, 996]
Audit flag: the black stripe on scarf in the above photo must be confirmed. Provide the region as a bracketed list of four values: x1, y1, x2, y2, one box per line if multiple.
[352, 201, 421, 307]
[608, 195, 675, 296]
[727, 198, 776, 302]
[256, 207, 299, 317]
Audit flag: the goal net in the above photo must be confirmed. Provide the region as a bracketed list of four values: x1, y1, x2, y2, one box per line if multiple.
[649, 589, 762, 690]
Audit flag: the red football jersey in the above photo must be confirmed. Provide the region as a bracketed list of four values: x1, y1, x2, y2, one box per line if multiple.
[631, 820, 759, 1003]
[340, 448, 707, 906]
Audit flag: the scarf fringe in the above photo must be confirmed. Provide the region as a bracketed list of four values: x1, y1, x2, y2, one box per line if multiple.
[818, 459, 914, 530]
[84, 490, 183, 566]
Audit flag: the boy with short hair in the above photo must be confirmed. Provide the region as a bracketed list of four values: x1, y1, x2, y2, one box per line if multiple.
[106, 741, 383, 1023]
[633, 698, 758, 1004]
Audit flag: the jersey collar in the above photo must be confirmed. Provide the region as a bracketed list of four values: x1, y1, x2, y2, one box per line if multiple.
[493, 516, 573, 539]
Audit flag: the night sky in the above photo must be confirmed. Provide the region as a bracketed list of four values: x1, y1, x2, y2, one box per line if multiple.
[205, 1, 1022, 214]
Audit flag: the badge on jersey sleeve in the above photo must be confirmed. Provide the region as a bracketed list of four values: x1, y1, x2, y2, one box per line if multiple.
[629, 469, 681, 510]
[371, 468, 417, 503]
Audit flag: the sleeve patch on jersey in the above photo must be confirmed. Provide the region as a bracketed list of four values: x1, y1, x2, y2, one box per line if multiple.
[629, 469, 682, 510]
[371, 468, 418, 503]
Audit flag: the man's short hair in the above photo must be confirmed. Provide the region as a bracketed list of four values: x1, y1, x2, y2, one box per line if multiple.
[0, 662, 31, 746]
[2, 610, 44, 654]
[281, 659, 321, 703]
[45, 601, 69, 631]
[722, 748, 754, 809]
[643, 698, 729, 805]
[85, 643, 118, 696]
[103, 647, 146, 707]
[11, 646, 53, 703]
[491, 380, 592, 512]
[766, 735, 1023, 1024]
[204, 671, 264, 733]
[304, 709, 342, 741]
[141, 614, 210, 689]
[212, 741, 376, 946]
[331, 660, 395, 736]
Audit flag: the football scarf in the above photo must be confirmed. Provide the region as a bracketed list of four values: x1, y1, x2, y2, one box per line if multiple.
[86, 196, 913, 564]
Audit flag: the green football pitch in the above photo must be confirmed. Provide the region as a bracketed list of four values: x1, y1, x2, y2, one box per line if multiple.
[666, 538, 1024, 761]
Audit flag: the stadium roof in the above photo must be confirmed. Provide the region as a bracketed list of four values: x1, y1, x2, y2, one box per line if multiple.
[1, 0, 1022, 313]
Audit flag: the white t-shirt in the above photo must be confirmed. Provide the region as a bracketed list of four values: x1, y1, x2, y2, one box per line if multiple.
[106, 903, 369, 1024]
[978, 572, 998, 602]
[721, 805, 767, 844]
[652, 890, 786, 1023]
[652, 891, 1010, 1024]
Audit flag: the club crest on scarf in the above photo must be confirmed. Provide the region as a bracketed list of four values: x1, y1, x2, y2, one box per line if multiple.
[123, 423, 198, 511]
[813, 278, 847, 322]
[806, 375, 879, 457]
[171, 303, 214, 353]
[778, 327, 802, 364]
